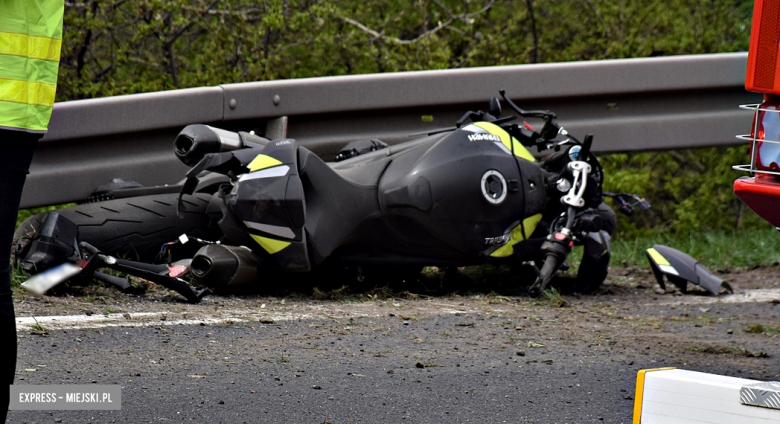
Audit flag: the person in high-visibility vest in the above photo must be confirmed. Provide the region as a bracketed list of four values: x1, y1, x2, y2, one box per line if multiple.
[0, 1, 64, 420]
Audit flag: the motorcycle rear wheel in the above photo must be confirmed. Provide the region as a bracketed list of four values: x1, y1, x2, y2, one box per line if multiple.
[14, 193, 222, 263]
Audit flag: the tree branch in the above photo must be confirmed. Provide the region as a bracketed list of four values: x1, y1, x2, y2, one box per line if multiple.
[340, 0, 495, 45]
[524, 0, 539, 63]
[341, 16, 451, 45]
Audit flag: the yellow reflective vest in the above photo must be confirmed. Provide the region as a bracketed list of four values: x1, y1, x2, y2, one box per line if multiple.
[0, 0, 64, 133]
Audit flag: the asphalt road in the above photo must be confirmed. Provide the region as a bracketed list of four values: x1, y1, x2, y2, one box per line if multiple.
[10, 312, 637, 423]
[7, 269, 780, 424]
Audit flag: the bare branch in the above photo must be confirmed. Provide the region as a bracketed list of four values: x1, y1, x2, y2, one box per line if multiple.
[341, 16, 452, 45]
[432, 0, 458, 20]
[444, 25, 466, 36]
[341, 17, 383, 39]
[463, 0, 496, 18]
[434, 0, 497, 22]
[525, 0, 538, 63]
[341, 0, 496, 45]
[180, 5, 262, 18]
[92, 63, 113, 82]
[164, 21, 195, 47]
[126, 57, 160, 67]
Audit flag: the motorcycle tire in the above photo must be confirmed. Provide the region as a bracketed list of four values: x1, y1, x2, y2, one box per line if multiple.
[572, 202, 616, 293]
[572, 234, 611, 293]
[14, 193, 222, 263]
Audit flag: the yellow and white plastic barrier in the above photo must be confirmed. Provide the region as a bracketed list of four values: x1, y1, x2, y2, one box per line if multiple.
[634, 368, 780, 423]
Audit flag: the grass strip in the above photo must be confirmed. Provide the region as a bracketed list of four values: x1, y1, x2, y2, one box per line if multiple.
[611, 228, 780, 269]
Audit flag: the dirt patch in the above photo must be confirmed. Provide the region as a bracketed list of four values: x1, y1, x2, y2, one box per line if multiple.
[11, 263, 780, 318]
[12, 264, 780, 380]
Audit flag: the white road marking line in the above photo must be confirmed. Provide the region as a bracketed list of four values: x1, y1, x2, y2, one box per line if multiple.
[15, 310, 367, 331]
[651, 288, 780, 305]
[17, 287, 779, 331]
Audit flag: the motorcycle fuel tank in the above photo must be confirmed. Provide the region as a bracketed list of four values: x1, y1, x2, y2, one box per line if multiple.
[378, 123, 547, 258]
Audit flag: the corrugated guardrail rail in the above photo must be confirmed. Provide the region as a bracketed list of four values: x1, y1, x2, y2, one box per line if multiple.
[23, 52, 761, 208]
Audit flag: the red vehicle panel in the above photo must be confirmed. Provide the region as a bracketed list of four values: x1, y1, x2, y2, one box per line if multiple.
[734, 175, 780, 227]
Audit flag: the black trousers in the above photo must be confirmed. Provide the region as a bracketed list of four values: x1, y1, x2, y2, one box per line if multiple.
[0, 130, 39, 422]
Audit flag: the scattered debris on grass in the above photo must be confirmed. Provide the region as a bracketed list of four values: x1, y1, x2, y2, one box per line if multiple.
[29, 317, 49, 336]
[542, 288, 568, 308]
[689, 344, 771, 358]
[744, 323, 780, 335]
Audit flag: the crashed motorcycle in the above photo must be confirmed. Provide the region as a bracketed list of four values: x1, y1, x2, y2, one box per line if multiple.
[15, 90, 643, 302]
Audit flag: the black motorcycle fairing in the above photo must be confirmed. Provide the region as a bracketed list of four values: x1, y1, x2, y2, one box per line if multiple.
[225, 139, 311, 271]
[378, 126, 548, 258]
[299, 144, 477, 267]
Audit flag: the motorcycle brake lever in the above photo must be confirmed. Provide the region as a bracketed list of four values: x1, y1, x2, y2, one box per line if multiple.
[603, 192, 651, 214]
[455, 111, 482, 128]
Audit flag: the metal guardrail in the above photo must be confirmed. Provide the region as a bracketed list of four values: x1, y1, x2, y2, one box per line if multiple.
[23, 52, 761, 208]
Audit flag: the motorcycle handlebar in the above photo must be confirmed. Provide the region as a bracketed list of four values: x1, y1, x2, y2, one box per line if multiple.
[529, 253, 560, 297]
[174, 125, 269, 167]
[174, 124, 243, 166]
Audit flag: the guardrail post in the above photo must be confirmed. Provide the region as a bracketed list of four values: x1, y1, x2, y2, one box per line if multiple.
[265, 116, 288, 139]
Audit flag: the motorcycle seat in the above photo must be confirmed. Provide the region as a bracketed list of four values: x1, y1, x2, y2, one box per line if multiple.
[297, 148, 383, 263]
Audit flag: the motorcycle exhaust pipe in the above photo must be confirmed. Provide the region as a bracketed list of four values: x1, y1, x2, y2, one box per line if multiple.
[189, 244, 259, 290]
[174, 124, 245, 167]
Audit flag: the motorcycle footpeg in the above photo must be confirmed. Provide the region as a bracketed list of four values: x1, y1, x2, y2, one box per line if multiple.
[81, 242, 205, 303]
[94, 271, 147, 295]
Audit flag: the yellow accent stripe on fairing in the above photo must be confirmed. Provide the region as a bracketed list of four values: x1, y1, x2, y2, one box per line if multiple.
[247, 154, 284, 172]
[473, 121, 536, 162]
[490, 213, 543, 258]
[646, 248, 670, 266]
[0, 31, 62, 62]
[250, 234, 291, 254]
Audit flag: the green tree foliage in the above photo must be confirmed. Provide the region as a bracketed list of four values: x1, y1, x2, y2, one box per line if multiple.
[601, 146, 769, 239]
[56, 0, 761, 239]
[58, 0, 753, 99]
